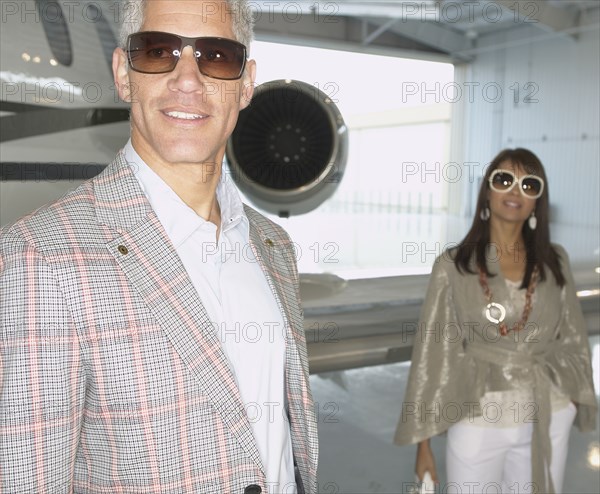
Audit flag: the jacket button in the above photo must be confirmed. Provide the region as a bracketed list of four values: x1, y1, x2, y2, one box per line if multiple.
[244, 485, 262, 494]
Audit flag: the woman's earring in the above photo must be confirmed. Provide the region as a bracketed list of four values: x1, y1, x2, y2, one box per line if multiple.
[528, 210, 537, 230]
[480, 206, 490, 221]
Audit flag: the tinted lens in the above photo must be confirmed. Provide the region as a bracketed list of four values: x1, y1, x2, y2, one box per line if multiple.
[521, 177, 543, 197]
[128, 32, 246, 79]
[128, 32, 180, 73]
[491, 171, 515, 191]
[195, 38, 246, 80]
[490, 170, 544, 198]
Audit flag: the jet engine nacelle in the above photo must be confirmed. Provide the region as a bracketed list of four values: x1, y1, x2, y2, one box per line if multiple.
[226, 79, 348, 217]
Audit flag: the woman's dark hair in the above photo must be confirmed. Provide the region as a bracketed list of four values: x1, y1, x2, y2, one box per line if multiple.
[454, 148, 565, 287]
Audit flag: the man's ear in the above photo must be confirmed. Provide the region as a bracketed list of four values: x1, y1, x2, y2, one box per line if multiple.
[113, 47, 133, 103]
[239, 59, 257, 110]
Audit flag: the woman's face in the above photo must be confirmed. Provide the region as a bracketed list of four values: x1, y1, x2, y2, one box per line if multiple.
[487, 160, 539, 227]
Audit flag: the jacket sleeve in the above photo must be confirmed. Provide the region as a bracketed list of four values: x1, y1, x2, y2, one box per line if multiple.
[0, 233, 85, 492]
[545, 245, 597, 432]
[394, 255, 480, 445]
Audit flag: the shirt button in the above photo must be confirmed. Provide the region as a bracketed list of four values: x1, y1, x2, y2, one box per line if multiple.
[117, 245, 129, 255]
[244, 485, 262, 494]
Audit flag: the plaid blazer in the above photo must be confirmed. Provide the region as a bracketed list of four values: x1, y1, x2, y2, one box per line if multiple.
[0, 154, 318, 494]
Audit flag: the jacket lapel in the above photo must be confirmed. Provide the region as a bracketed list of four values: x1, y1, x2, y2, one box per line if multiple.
[245, 207, 315, 475]
[246, 220, 301, 342]
[94, 154, 265, 472]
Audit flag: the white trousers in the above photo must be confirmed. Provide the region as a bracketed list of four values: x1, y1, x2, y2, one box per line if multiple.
[445, 403, 577, 494]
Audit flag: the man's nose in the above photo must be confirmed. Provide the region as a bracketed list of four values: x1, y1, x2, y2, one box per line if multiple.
[169, 45, 207, 91]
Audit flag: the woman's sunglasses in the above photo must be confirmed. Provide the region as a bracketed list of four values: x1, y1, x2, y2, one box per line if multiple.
[127, 31, 247, 80]
[488, 169, 544, 199]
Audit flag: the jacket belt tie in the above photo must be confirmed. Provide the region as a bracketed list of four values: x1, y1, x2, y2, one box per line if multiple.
[465, 342, 554, 494]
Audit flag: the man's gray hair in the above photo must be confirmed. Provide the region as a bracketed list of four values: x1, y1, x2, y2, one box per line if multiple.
[118, 0, 255, 51]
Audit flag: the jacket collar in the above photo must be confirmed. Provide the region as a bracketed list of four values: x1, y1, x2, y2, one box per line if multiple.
[93, 151, 153, 233]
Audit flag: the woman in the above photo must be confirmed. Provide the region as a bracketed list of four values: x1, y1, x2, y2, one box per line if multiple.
[394, 148, 597, 493]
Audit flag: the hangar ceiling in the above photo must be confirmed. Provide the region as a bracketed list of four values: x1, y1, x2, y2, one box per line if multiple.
[251, 0, 600, 62]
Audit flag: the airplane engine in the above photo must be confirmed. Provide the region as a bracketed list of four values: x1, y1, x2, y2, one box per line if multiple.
[226, 79, 348, 217]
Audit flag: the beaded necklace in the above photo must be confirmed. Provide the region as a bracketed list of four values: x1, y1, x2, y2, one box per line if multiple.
[478, 266, 539, 336]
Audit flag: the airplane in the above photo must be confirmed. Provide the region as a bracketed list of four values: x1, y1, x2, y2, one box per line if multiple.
[1, 0, 599, 379]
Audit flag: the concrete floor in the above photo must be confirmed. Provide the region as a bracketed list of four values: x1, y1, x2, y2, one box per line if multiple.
[310, 336, 600, 494]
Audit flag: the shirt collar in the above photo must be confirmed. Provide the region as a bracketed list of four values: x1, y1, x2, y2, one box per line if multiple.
[123, 140, 248, 249]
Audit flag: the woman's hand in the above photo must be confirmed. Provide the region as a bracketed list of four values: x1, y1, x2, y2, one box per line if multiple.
[416, 439, 439, 482]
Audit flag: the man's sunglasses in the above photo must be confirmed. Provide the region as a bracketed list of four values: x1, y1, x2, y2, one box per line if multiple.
[127, 31, 247, 80]
[489, 169, 544, 199]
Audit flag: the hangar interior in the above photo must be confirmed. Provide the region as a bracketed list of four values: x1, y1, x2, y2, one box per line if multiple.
[0, 1, 599, 492]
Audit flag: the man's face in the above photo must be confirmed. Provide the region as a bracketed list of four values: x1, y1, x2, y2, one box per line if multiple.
[113, 0, 256, 169]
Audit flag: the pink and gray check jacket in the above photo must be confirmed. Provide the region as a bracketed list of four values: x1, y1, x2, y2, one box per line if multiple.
[0, 153, 318, 493]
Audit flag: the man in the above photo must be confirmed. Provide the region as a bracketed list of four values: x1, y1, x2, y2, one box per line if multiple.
[0, 0, 318, 492]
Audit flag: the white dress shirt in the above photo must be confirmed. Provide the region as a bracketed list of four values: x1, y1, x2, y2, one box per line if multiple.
[124, 142, 296, 493]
